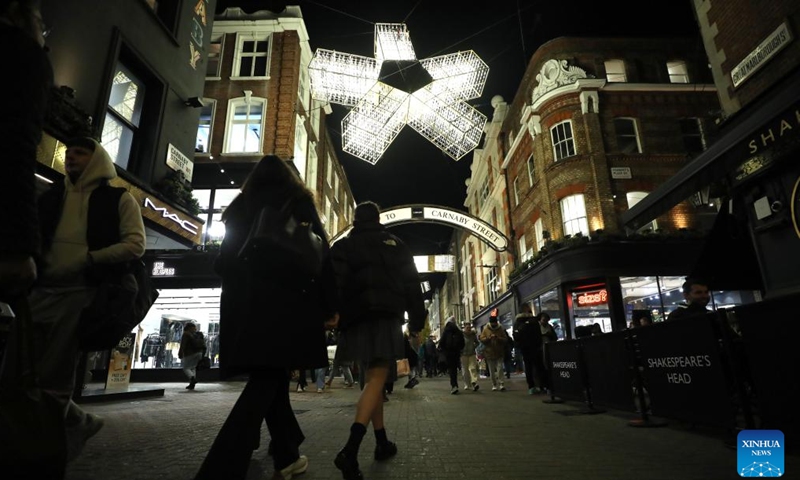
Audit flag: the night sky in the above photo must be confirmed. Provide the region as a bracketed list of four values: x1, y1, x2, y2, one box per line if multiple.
[215, 0, 700, 289]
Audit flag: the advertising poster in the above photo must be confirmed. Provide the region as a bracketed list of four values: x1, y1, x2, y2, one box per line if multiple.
[106, 332, 136, 389]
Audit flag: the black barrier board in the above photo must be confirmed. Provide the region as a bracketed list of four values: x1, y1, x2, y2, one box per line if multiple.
[580, 332, 636, 412]
[633, 315, 734, 427]
[735, 295, 800, 439]
[546, 340, 585, 402]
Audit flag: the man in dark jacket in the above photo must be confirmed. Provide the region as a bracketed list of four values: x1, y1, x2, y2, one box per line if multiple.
[666, 278, 711, 321]
[513, 304, 545, 394]
[323, 201, 426, 480]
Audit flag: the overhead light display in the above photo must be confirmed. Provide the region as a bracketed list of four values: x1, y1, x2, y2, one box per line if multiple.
[309, 23, 489, 164]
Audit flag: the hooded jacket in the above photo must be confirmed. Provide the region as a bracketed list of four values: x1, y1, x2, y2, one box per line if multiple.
[513, 312, 542, 350]
[37, 139, 145, 286]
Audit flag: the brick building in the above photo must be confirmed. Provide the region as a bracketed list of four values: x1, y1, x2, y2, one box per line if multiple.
[452, 35, 759, 336]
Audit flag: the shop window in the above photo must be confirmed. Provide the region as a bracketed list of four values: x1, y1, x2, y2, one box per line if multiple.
[293, 114, 307, 180]
[560, 194, 589, 237]
[626, 191, 658, 233]
[526, 153, 535, 186]
[206, 34, 224, 79]
[195, 99, 216, 155]
[538, 288, 564, 340]
[534, 217, 545, 251]
[101, 63, 145, 170]
[550, 120, 575, 161]
[614, 118, 641, 154]
[224, 96, 265, 154]
[136, 288, 222, 369]
[572, 287, 612, 334]
[232, 32, 271, 79]
[667, 60, 690, 83]
[604, 59, 627, 82]
[680, 118, 705, 154]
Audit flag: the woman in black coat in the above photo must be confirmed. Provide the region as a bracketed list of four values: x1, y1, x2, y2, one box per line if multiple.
[194, 155, 330, 480]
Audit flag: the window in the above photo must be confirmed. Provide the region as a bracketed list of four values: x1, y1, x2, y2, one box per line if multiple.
[194, 188, 240, 242]
[560, 194, 589, 237]
[614, 118, 641, 154]
[679, 118, 705, 154]
[324, 197, 331, 232]
[480, 178, 490, 202]
[526, 154, 535, 186]
[101, 64, 145, 169]
[485, 266, 499, 304]
[333, 173, 340, 200]
[224, 96, 265, 154]
[293, 114, 307, 180]
[604, 59, 627, 82]
[551, 121, 575, 161]
[667, 60, 689, 83]
[331, 210, 338, 235]
[534, 218, 545, 251]
[326, 155, 333, 186]
[626, 192, 658, 233]
[143, 0, 179, 33]
[513, 177, 519, 206]
[206, 34, 224, 78]
[233, 33, 270, 78]
[306, 142, 318, 192]
[518, 235, 532, 262]
[195, 99, 216, 154]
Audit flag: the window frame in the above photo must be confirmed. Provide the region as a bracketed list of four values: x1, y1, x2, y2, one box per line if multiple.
[550, 120, 576, 161]
[485, 266, 499, 304]
[205, 33, 225, 80]
[534, 218, 545, 251]
[560, 194, 590, 237]
[513, 177, 519, 206]
[101, 63, 146, 170]
[526, 153, 535, 187]
[604, 59, 627, 82]
[667, 60, 690, 84]
[626, 191, 658, 233]
[613, 117, 642, 154]
[231, 32, 272, 80]
[195, 98, 217, 156]
[222, 96, 266, 155]
[679, 117, 705, 154]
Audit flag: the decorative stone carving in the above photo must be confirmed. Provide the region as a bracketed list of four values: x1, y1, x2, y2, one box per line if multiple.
[531, 59, 589, 103]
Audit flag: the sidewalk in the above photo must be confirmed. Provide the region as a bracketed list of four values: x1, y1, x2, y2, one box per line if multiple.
[65, 374, 797, 480]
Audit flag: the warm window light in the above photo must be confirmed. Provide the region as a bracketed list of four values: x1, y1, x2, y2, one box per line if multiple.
[309, 23, 488, 164]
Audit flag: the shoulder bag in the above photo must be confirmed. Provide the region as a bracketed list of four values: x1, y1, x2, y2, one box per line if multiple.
[237, 198, 324, 283]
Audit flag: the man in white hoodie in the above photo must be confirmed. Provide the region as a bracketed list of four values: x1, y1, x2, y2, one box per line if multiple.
[29, 137, 145, 461]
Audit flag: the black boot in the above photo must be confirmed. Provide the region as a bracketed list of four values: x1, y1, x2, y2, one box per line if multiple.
[186, 377, 196, 390]
[335, 449, 363, 480]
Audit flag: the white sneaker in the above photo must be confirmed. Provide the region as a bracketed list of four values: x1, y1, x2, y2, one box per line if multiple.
[463, 385, 470, 390]
[316, 387, 324, 393]
[275, 454, 308, 480]
[491, 386, 498, 391]
[500, 384, 506, 391]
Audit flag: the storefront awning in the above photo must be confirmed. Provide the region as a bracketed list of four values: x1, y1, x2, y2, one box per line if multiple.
[622, 69, 800, 230]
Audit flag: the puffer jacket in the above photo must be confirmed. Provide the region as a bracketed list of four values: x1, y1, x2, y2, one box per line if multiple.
[323, 220, 426, 331]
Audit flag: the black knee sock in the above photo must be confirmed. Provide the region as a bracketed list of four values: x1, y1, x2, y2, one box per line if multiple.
[374, 428, 388, 446]
[343, 423, 367, 454]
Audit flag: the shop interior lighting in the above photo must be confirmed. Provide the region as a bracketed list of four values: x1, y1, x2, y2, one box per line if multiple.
[308, 23, 488, 164]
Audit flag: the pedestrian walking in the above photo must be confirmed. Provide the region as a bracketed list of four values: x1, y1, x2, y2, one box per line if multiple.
[479, 310, 508, 391]
[460, 322, 480, 391]
[177, 323, 205, 390]
[513, 304, 545, 394]
[321, 201, 426, 480]
[437, 316, 465, 394]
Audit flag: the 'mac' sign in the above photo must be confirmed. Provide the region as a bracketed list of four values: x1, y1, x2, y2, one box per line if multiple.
[577, 289, 608, 306]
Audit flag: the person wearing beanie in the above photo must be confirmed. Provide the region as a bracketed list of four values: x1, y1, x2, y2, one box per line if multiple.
[460, 321, 481, 391]
[321, 201, 427, 480]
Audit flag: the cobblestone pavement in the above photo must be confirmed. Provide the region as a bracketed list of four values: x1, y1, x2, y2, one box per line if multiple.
[63, 374, 798, 480]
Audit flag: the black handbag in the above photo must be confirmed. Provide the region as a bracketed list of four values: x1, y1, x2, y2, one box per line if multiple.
[237, 199, 324, 283]
[0, 298, 67, 478]
[197, 355, 212, 370]
[78, 259, 159, 352]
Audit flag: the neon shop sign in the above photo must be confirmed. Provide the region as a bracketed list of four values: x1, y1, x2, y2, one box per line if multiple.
[576, 289, 608, 306]
[143, 197, 199, 235]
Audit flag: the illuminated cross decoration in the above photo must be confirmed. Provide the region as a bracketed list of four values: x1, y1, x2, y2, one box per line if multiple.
[309, 23, 489, 164]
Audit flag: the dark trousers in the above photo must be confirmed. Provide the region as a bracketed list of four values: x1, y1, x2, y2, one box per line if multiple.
[195, 369, 303, 480]
[522, 347, 548, 390]
[446, 354, 460, 388]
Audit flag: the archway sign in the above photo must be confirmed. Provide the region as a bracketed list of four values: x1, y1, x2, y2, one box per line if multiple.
[330, 204, 508, 252]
